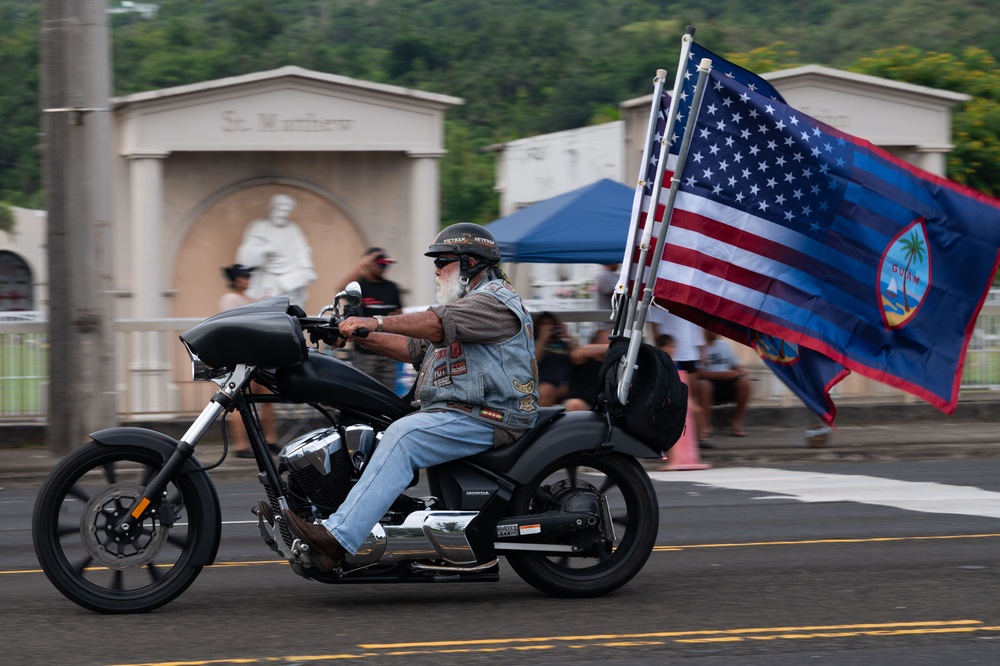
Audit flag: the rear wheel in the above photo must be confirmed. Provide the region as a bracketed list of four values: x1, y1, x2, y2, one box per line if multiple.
[32, 442, 209, 613]
[505, 452, 658, 597]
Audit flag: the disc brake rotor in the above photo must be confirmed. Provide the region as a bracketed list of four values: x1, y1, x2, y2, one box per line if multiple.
[79, 482, 170, 570]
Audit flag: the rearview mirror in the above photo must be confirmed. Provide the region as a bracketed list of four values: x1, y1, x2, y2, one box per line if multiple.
[340, 281, 362, 306]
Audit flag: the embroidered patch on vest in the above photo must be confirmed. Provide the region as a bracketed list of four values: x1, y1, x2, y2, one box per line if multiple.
[446, 401, 473, 413]
[518, 396, 537, 413]
[513, 379, 535, 394]
[478, 407, 505, 423]
[433, 364, 452, 386]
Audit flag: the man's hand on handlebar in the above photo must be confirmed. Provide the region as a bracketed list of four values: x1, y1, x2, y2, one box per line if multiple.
[339, 316, 375, 340]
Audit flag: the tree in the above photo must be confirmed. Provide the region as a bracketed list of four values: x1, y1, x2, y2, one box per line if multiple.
[0, 202, 14, 234]
[851, 47, 1000, 196]
[899, 231, 926, 313]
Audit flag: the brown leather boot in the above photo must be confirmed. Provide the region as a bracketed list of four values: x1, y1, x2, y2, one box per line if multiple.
[281, 509, 346, 572]
[256, 500, 275, 527]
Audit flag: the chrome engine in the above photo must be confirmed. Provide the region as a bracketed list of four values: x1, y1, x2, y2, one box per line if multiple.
[279, 426, 376, 514]
[263, 426, 481, 568]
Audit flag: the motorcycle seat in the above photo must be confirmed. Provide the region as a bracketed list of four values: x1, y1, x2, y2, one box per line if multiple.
[468, 407, 565, 471]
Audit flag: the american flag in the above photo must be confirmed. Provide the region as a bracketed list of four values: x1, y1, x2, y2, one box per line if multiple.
[630, 42, 1000, 422]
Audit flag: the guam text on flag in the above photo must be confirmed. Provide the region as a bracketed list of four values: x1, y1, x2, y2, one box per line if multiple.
[648, 43, 1000, 420]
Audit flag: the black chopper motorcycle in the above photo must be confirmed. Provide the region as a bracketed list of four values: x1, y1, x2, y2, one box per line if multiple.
[32, 283, 664, 614]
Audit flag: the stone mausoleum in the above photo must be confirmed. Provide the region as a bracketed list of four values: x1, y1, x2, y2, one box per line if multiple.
[112, 66, 462, 320]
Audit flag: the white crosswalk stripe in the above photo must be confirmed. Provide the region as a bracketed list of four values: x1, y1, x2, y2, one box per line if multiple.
[649, 468, 1000, 519]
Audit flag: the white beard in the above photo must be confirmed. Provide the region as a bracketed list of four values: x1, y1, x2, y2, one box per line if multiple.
[435, 270, 466, 305]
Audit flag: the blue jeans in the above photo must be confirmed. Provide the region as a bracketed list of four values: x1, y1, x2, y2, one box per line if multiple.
[320, 410, 496, 553]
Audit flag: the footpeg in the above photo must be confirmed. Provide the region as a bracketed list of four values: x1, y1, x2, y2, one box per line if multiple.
[254, 499, 275, 527]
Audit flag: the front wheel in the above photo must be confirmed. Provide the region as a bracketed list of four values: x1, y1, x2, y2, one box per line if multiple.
[505, 452, 658, 597]
[32, 442, 211, 613]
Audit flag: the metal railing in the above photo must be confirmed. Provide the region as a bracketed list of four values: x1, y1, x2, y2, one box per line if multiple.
[2, 297, 999, 422]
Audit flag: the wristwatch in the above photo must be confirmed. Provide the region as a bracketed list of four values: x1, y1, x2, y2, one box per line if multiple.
[373, 315, 384, 332]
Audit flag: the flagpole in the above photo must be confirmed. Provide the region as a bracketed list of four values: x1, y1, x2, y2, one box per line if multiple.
[612, 67, 669, 335]
[617, 26, 697, 336]
[614, 26, 697, 336]
[617, 55, 714, 404]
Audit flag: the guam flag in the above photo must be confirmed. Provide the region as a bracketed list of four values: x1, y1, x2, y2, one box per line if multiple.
[644, 41, 1000, 422]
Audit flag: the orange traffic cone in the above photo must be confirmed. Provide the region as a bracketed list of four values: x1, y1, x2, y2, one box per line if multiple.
[659, 370, 711, 471]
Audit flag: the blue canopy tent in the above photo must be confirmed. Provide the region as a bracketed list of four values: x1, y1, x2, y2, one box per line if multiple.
[484, 178, 634, 264]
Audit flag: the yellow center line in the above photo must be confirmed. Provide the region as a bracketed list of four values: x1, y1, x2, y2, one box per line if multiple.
[4, 532, 999, 576]
[654, 532, 1000, 551]
[103, 621, 1000, 666]
[357, 619, 983, 648]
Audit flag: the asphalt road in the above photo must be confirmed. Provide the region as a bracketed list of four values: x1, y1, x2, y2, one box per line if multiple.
[3, 459, 999, 665]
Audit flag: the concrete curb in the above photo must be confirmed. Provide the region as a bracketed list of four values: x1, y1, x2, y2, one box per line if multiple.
[4, 421, 1000, 489]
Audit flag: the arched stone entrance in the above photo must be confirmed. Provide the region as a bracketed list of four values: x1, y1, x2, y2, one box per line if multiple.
[0, 250, 34, 312]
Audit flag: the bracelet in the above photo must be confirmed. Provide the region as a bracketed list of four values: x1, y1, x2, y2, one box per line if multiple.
[373, 315, 384, 332]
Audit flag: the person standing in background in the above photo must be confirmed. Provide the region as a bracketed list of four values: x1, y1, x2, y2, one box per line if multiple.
[647, 307, 711, 448]
[337, 247, 404, 390]
[236, 194, 317, 306]
[219, 263, 254, 312]
[595, 264, 620, 330]
[218, 264, 279, 457]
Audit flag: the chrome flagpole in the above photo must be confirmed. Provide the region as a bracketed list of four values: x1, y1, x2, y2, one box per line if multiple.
[617, 54, 714, 404]
[611, 67, 669, 335]
[616, 25, 697, 336]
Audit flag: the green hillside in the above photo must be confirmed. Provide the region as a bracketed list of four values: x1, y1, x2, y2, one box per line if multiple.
[2, 0, 999, 222]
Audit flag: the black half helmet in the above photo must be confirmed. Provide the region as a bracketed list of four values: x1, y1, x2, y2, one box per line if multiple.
[425, 223, 502, 264]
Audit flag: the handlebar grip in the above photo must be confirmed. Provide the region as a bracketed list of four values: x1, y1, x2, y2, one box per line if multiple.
[354, 327, 370, 338]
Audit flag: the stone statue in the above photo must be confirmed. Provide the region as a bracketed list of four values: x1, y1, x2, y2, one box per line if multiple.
[236, 194, 317, 306]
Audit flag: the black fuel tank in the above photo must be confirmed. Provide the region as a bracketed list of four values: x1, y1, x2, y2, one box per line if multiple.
[274, 350, 415, 421]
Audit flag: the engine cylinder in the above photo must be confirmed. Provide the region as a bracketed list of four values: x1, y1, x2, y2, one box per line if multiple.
[279, 428, 353, 513]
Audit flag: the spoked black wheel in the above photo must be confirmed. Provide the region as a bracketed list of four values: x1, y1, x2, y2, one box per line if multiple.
[506, 452, 658, 597]
[32, 442, 210, 613]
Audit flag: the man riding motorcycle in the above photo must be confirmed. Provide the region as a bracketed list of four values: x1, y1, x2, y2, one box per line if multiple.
[283, 223, 540, 570]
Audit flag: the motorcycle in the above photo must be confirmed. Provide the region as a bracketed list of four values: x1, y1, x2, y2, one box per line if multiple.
[32, 283, 663, 614]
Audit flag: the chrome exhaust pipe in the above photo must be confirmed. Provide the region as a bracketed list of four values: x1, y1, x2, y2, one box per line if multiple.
[345, 511, 479, 565]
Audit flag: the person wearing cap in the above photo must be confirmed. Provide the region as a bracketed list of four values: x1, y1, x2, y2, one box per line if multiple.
[219, 263, 255, 312]
[282, 223, 539, 572]
[337, 247, 404, 389]
[218, 264, 279, 457]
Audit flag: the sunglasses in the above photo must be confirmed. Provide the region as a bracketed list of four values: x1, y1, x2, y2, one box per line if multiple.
[433, 256, 461, 269]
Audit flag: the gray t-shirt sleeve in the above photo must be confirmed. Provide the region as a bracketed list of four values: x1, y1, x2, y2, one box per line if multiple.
[429, 293, 522, 344]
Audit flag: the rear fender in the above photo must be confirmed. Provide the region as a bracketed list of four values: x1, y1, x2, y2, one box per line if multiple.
[504, 411, 659, 484]
[89, 427, 223, 567]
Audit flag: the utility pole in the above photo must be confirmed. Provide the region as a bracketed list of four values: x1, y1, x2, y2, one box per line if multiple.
[41, 0, 116, 454]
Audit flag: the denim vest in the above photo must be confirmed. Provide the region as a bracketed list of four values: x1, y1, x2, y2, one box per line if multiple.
[416, 278, 539, 431]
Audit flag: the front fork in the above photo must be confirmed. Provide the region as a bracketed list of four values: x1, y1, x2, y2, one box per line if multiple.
[111, 365, 256, 538]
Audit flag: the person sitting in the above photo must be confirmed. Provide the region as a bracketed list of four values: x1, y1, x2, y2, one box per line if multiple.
[533, 311, 575, 406]
[696, 329, 751, 439]
[280, 223, 538, 571]
[563, 328, 611, 411]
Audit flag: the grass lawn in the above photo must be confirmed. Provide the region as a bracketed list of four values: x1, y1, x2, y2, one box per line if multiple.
[0, 335, 48, 415]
